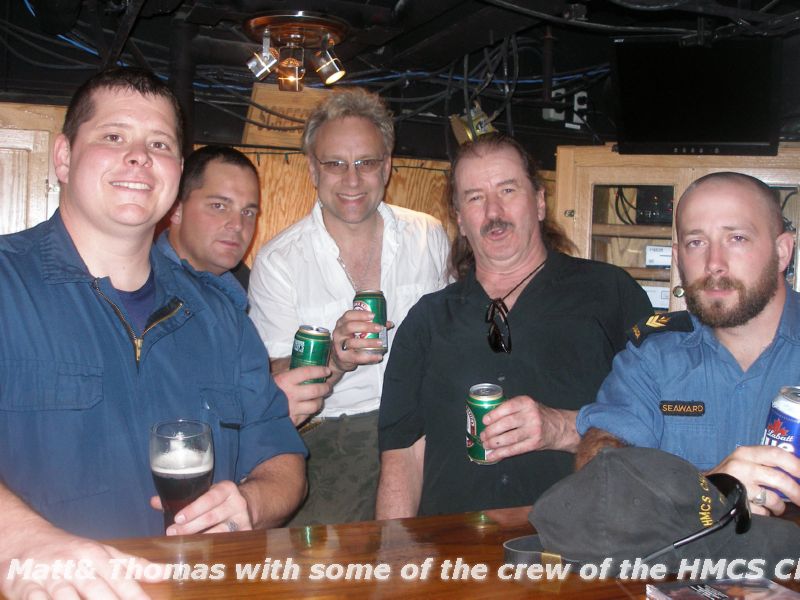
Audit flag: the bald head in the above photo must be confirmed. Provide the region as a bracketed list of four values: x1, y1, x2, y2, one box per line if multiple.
[676, 172, 784, 239]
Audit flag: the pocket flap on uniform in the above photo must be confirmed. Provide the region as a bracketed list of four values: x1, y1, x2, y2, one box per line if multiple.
[200, 384, 243, 427]
[0, 360, 102, 411]
[661, 419, 717, 471]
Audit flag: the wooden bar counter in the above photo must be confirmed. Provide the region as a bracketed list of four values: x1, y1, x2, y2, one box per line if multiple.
[89, 505, 799, 599]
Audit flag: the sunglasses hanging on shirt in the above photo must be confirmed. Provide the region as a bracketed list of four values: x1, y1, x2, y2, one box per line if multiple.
[484, 259, 546, 354]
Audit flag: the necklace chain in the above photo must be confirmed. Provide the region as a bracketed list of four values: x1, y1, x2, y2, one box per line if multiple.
[496, 258, 547, 303]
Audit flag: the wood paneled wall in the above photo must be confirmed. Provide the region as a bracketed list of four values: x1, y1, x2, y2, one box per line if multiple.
[239, 149, 455, 267]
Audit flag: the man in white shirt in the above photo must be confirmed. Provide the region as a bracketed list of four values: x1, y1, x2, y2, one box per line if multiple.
[248, 88, 450, 525]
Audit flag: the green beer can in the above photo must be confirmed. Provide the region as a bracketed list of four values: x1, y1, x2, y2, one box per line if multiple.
[466, 383, 505, 464]
[290, 325, 331, 383]
[352, 290, 388, 355]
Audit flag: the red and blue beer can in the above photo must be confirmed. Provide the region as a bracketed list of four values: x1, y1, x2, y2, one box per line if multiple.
[761, 386, 800, 499]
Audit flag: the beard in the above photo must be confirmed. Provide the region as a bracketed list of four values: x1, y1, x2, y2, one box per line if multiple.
[681, 251, 781, 329]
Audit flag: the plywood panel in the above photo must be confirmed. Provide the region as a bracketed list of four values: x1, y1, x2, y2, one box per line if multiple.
[244, 151, 316, 264]
[0, 103, 65, 131]
[384, 159, 452, 235]
[242, 84, 331, 149]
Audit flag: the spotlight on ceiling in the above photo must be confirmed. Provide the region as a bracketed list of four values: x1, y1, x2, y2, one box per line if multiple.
[310, 34, 345, 85]
[277, 39, 305, 91]
[244, 12, 348, 91]
[246, 30, 279, 80]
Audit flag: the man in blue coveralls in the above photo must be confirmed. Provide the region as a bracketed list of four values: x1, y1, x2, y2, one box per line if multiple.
[157, 145, 332, 424]
[0, 68, 306, 600]
[577, 172, 800, 518]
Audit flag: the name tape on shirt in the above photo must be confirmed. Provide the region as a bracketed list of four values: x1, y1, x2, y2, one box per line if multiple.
[660, 401, 705, 417]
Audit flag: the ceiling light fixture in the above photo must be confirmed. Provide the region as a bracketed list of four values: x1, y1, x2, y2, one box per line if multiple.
[246, 29, 278, 80]
[244, 12, 348, 91]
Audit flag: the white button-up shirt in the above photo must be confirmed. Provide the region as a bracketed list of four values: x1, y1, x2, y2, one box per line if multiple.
[248, 201, 450, 417]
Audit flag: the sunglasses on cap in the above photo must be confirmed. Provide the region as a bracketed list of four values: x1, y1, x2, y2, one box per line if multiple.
[641, 473, 751, 564]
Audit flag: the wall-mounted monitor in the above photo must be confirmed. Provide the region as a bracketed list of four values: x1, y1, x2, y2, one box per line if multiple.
[611, 36, 782, 156]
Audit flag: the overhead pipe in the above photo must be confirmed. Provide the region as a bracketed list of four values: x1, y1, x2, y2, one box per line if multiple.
[542, 25, 555, 104]
[169, 16, 198, 153]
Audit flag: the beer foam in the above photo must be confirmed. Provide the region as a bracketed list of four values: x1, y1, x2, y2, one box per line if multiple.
[151, 447, 213, 475]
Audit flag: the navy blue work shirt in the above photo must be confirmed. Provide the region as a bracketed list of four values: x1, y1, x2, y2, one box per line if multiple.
[0, 211, 306, 538]
[578, 285, 800, 471]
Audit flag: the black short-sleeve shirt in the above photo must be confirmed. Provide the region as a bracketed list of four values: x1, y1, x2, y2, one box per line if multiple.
[378, 251, 653, 515]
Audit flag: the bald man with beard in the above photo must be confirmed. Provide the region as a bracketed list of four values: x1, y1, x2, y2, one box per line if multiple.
[577, 171, 800, 518]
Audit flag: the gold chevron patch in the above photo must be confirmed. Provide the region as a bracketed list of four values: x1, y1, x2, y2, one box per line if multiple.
[626, 311, 694, 347]
[646, 315, 671, 328]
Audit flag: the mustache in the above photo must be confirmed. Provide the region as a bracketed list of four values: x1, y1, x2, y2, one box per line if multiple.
[480, 219, 513, 236]
[685, 275, 744, 294]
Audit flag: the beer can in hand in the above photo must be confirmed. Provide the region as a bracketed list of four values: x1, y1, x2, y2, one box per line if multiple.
[352, 290, 388, 355]
[290, 325, 332, 384]
[761, 385, 800, 500]
[466, 383, 505, 464]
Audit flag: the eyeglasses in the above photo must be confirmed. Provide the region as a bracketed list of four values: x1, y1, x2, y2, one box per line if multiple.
[313, 155, 385, 175]
[641, 473, 751, 564]
[486, 298, 511, 354]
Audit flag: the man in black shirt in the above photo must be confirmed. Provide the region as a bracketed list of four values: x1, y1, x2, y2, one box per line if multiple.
[376, 133, 652, 517]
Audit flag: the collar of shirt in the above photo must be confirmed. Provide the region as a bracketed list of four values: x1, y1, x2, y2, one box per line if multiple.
[309, 200, 403, 280]
[459, 249, 566, 305]
[37, 210, 207, 321]
[39, 209, 94, 284]
[155, 230, 248, 311]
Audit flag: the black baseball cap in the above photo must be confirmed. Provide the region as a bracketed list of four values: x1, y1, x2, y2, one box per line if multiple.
[518, 447, 799, 573]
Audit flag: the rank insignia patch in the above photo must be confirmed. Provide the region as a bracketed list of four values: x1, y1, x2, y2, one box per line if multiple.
[660, 401, 705, 416]
[627, 311, 694, 347]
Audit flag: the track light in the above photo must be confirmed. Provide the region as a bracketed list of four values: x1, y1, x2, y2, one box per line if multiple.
[310, 34, 345, 85]
[277, 41, 305, 91]
[244, 12, 348, 91]
[246, 30, 278, 80]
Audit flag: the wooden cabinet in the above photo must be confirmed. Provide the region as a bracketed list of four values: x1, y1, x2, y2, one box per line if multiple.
[554, 144, 800, 311]
[0, 103, 65, 234]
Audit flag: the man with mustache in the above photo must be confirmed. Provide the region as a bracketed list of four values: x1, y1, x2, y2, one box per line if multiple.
[376, 133, 651, 518]
[577, 171, 800, 516]
[159, 145, 332, 423]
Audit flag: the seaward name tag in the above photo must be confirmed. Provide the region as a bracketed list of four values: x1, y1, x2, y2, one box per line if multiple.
[660, 401, 705, 417]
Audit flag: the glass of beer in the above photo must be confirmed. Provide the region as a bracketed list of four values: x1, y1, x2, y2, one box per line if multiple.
[149, 420, 214, 530]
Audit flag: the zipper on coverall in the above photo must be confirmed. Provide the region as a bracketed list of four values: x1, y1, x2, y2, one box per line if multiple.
[92, 279, 184, 366]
